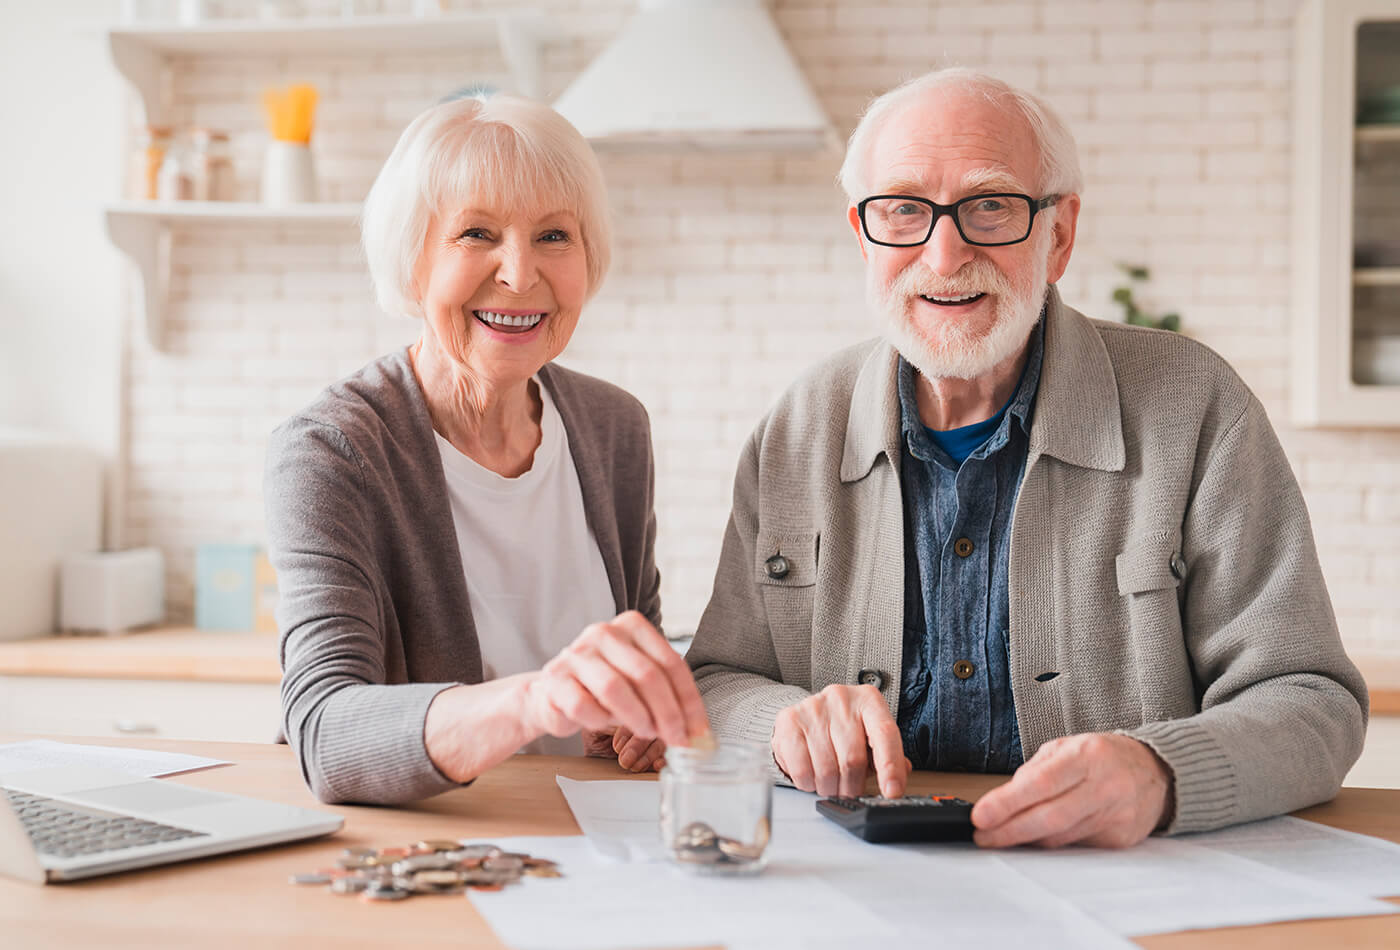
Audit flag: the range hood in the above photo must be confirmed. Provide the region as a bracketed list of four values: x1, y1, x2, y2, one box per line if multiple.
[553, 0, 837, 151]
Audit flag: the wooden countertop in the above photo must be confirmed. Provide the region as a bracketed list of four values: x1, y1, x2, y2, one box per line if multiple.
[0, 628, 1394, 714]
[0, 627, 279, 684]
[0, 734, 1397, 950]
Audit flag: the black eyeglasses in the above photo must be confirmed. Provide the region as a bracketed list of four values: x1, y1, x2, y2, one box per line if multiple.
[856, 193, 1061, 248]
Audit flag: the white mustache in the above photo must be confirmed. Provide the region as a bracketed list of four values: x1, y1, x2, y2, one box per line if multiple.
[888, 261, 1011, 300]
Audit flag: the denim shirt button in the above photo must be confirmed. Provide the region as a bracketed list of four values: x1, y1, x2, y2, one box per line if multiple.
[952, 659, 975, 680]
[954, 537, 974, 558]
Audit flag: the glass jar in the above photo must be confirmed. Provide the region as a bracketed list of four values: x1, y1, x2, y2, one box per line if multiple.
[129, 125, 173, 200]
[189, 128, 234, 201]
[155, 146, 191, 201]
[659, 741, 772, 875]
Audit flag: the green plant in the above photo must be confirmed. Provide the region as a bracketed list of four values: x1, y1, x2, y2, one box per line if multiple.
[1111, 263, 1181, 332]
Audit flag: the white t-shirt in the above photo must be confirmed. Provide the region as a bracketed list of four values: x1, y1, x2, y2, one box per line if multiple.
[434, 380, 617, 756]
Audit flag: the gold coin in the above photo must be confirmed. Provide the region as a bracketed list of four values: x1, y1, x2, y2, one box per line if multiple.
[416, 839, 461, 853]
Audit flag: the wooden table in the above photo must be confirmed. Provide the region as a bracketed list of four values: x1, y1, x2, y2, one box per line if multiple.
[1, 735, 1397, 949]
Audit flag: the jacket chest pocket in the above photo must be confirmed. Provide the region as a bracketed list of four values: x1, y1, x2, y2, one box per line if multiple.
[755, 530, 819, 666]
[1114, 530, 1192, 720]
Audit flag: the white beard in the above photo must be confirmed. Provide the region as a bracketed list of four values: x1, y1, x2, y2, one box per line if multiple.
[869, 228, 1052, 381]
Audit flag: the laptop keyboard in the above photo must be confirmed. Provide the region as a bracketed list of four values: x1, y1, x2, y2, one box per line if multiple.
[4, 788, 208, 859]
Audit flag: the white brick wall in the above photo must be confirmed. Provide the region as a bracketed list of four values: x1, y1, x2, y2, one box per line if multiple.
[120, 0, 1400, 656]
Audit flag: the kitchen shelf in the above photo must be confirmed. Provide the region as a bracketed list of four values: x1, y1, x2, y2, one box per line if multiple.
[106, 201, 361, 348]
[106, 12, 561, 126]
[1356, 123, 1400, 143]
[102, 11, 562, 350]
[1354, 267, 1400, 286]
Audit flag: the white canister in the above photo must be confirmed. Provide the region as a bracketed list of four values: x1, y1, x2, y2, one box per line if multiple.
[261, 141, 317, 205]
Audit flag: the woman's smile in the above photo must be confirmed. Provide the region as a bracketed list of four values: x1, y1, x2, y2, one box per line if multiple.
[472, 307, 549, 339]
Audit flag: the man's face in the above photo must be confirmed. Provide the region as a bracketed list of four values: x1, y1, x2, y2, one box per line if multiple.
[847, 90, 1079, 380]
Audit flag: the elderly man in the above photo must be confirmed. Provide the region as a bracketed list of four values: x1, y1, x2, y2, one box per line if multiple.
[683, 68, 1368, 848]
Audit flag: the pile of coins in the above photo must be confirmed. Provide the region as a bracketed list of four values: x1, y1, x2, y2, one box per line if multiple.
[289, 840, 562, 902]
[669, 816, 770, 867]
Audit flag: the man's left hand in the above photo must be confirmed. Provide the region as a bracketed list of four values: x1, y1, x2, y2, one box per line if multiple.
[970, 733, 1173, 849]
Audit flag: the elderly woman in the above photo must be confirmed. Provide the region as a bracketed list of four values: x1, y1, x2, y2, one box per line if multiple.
[264, 95, 707, 805]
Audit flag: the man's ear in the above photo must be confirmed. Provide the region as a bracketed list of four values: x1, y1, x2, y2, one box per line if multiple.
[846, 204, 870, 262]
[1045, 193, 1080, 284]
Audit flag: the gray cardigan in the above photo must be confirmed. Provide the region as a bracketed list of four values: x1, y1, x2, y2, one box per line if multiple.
[264, 349, 660, 804]
[687, 287, 1369, 834]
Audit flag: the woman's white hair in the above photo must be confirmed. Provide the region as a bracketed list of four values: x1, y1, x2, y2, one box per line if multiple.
[361, 94, 612, 319]
[837, 67, 1084, 201]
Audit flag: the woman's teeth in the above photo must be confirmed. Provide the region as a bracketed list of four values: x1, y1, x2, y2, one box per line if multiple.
[475, 310, 544, 328]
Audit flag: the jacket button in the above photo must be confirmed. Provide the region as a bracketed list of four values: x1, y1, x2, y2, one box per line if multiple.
[764, 554, 790, 579]
[953, 660, 975, 680]
[857, 668, 886, 690]
[1169, 553, 1186, 580]
[954, 537, 974, 558]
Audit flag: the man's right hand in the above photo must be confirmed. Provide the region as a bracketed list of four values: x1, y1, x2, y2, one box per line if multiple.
[771, 685, 912, 798]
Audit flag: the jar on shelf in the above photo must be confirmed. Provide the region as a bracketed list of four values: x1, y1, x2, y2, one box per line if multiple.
[128, 125, 173, 201]
[659, 741, 772, 875]
[155, 145, 192, 201]
[189, 128, 234, 201]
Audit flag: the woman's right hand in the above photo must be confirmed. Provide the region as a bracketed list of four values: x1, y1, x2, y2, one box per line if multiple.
[524, 610, 711, 750]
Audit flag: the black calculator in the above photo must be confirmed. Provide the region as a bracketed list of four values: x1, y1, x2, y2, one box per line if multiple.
[816, 794, 975, 843]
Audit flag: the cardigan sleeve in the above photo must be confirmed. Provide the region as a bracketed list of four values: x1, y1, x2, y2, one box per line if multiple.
[687, 427, 815, 775]
[1124, 396, 1369, 834]
[264, 416, 462, 804]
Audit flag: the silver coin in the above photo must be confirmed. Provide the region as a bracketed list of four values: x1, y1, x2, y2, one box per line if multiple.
[390, 853, 456, 876]
[482, 855, 524, 872]
[454, 843, 501, 859]
[361, 883, 411, 901]
[675, 821, 718, 850]
[330, 876, 369, 894]
[671, 844, 724, 864]
[340, 846, 376, 858]
[289, 872, 333, 885]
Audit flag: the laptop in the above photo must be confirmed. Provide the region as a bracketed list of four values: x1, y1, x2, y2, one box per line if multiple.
[0, 764, 343, 883]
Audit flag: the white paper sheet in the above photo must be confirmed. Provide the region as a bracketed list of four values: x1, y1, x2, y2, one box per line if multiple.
[996, 834, 1397, 936]
[464, 834, 901, 950]
[558, 777, 1400, 941]
[0, 739, 229, 778]
[1178, 815, 1400, 899]
[555, 778, 1133, 949]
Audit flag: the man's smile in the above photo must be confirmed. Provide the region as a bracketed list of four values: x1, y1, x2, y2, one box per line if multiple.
[920, 292, 987, 307]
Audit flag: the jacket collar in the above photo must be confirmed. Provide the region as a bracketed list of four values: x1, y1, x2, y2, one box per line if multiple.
[839, 285, 1124, 483]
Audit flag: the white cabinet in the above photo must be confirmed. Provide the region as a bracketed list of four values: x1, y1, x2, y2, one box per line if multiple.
[1292, 0, 1400, 426]
[0, 676, 280, 743]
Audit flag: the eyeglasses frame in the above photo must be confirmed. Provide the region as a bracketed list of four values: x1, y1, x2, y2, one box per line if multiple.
[856, 192, 1062, 248]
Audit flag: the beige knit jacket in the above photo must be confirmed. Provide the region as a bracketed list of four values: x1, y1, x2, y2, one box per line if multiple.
[686, 287, 1368, 834]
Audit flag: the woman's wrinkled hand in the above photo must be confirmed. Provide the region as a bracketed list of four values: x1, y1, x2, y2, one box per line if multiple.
[524, 611, 710, 751]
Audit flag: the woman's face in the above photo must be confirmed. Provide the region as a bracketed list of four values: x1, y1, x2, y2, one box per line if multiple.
[414, 196, 589, 388]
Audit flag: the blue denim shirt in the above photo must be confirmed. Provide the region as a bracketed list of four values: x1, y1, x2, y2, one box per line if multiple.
[896, 318, 1045, 773]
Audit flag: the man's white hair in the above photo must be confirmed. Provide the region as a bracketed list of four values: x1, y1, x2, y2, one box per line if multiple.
[837, 67, 1084, 200]
[361, 95, 612, 319]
